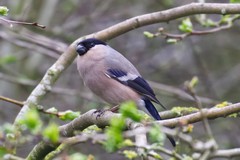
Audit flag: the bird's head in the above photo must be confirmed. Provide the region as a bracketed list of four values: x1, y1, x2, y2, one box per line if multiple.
[76, 38, 107, 56]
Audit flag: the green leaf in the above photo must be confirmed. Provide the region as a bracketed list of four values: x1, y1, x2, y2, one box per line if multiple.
[59, 110, 80, 121]
[0, 6, 8, 16]
[123, 150, 138, 159]
[42, 122, 59, 143]
[149, 124, 165, 145]
[46, 107, 58, 113]
[19, 109, 42, 133]
[151, 152, 162, 159]
[215, 101, 232, 108]
[69, 153, 87, 160]
[143, 31, 155, 38]
[121, 139, 134, 147]
[119, 101, 143, 122]
[189, 76, 199, 89]
[104, 117, 125, 152]
[0, 55, 17, 66]
[2, 123, 15, 134]
[0, 147, 8, 158]
[110, 116, 125, 129]
[230, 0, 240, 3]
[203, 19, 217, 27]
[105, 127, 123, 152]
[220, 15, 231, 24]
[182, 155, 193, 160]
[179, 18, 193, 33]
[83, 125, 102, 134]
[171, 106, 198, 116]
[167, 38, 178, 44]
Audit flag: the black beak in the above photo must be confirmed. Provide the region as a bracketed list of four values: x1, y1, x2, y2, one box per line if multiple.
[76, 44, 87, 56]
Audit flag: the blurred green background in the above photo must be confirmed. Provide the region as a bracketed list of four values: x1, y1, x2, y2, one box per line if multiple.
[0, 0, 240, 159]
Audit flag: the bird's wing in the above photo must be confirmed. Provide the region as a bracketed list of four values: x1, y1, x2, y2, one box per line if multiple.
[105, 68, 166, 109]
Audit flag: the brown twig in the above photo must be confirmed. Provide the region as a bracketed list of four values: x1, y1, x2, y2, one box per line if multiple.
[0, 95, 70, 119]
[148, 80, 218, 105]
[0, 95, 23, 106]
[182, 78, 218, 156]
[156, 15, 240, 41]
[0, 17, 46, 29]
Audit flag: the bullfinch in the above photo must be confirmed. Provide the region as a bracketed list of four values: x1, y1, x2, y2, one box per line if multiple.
[76, 38, 175, 146]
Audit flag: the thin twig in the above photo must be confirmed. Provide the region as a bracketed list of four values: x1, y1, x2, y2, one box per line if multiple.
[0, 17, 46, 29]
[149, 80, 218, 105]
[0, 72, 98, 102]
[183, 80, 217, 153]
[155, 15, 240, 41]
[3, 154, 25, 160]
[0, 95, 23, 106]
[0, 95, 73, 119]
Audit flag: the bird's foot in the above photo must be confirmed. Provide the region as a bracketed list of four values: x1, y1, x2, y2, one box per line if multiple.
[93, 105, 119, 119]
[109, 105, 119, 113]
[93, 109, 108, 119]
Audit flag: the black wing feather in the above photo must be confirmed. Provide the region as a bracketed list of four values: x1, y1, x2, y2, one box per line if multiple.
[106, 69, 165, 109]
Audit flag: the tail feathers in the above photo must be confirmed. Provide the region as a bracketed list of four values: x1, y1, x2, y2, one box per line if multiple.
[143, 99, 162, 120]
[166, 135, 176, 147]
[143, 99, 176, 147]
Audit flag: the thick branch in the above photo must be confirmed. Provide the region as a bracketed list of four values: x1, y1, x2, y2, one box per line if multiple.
[14, 3, 240, 123]
[210, 148, 240, 159]
[158, 102, 240, 127]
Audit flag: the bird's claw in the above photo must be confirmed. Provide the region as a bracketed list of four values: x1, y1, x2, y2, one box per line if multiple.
[93, 109, 107, 119]
[93, 106, 119, 119]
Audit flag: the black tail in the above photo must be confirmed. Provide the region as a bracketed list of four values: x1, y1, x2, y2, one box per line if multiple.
[144, 99, 176, 147]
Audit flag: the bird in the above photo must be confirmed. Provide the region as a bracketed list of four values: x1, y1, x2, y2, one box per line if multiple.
[76, 38, 176, 147]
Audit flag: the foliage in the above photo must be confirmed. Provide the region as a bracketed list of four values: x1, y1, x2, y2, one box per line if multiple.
[171, 107, 198, 116]
[69, 153, 95, 160]
[0, 6, 8, 16]
[122, 150, 138, 159]
[104, 116, 125, 152]
[42, 122, 59, 143]
[143, 31, 155, 38]
[119, 101, 143, 122]
[18, 108, 43, 134]
[149, 124, 165, 145]
[104, 101, 144, 152]
[230, 0, 240, 3]
[0, 55, 17, 66]
[178, 18, 193, 33]
[59, 110, 80, 121]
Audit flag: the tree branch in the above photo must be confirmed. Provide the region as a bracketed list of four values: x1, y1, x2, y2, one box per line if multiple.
[27, 101, 240, 159]
[0, 17, 46, 29]
[157, 14, 240, 41]
[0, 95, 23, 106]
[158, 102, 240, 127]
[210, 148, 240, 159]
